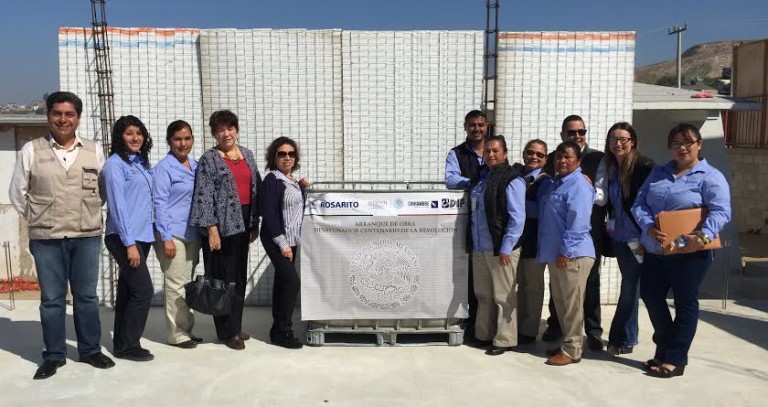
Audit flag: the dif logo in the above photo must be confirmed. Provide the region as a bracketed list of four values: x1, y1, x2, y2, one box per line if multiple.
[441, 198, 466, 209]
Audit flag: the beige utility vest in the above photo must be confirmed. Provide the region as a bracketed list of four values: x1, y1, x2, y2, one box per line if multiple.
[26, 136, 103, 240]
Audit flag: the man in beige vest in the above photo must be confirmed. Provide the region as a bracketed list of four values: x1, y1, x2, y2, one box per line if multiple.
[9, 91, 115, 379]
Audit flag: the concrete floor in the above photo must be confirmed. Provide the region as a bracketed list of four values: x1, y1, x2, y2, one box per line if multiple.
[1, 300, 767, 407]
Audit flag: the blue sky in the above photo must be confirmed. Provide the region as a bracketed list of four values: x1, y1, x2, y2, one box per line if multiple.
[1, 0, 767, 103]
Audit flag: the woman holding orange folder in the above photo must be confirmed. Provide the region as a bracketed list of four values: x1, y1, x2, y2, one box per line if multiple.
[631, 123, 731, 378]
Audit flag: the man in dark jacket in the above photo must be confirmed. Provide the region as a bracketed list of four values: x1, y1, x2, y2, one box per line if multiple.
[542, 115, 606, 351]
[445, 110, 488, 346]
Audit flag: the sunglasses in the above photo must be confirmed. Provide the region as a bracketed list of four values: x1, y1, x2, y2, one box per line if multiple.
[276, 151, 296, 158]
[524, 149, 546, 159]
[566, 129, 588, 137]
[608, 137, 632, 145]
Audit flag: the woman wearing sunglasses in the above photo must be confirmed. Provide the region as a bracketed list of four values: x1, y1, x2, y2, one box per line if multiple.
[259, 137, 309, 349]
[600, 122, 654, 357]
[190, 110, 261, 351]
[632, 124, 731, 378]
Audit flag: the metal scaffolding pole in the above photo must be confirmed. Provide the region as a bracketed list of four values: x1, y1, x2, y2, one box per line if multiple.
[483, 0, 500, 135]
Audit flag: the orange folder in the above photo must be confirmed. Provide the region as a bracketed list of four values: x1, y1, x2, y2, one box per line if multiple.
[655, 207, 722, 255]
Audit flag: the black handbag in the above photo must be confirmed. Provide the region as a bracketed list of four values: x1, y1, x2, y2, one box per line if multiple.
[184, 275, 236, 316]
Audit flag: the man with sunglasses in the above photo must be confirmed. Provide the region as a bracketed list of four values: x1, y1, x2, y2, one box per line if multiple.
[445, 109, 488, 346]
[541, 115, 607, 351]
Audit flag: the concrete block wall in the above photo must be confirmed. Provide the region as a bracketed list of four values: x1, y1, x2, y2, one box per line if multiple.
[727, 148, 768, 232]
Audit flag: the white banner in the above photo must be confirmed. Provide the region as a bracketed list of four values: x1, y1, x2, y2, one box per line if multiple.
[300, 191, 469, 320]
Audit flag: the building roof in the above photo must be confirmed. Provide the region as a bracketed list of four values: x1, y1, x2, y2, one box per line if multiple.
[0, 115, 48, 125]
[633, 83, 761, 111]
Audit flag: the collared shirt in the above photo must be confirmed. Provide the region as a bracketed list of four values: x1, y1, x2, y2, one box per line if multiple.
[632, 158, 731, 254]
[524, 167, 543, 220]
[104, 153, 154, 246]
[470, 168, 526, 255]
[537, 167, 595, 263]
[9, 133, 106, 217]
[152, 153, 199, 242]
[445, 147, 484, 190]
[607, 173, 640, 243]
[272, 170, 304, 249]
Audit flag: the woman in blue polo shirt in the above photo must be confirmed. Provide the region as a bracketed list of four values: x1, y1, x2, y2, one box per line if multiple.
[103, 115, 155, 362]
[537, 140, 595, 367]
[632, 123, 731, 378]
[152, 120, 202, 349]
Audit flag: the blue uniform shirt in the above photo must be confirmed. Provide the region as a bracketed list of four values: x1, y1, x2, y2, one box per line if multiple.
[153, 153, 199, 242]
[607, 173, 641, 243]
[104, 153, 154, 246]
[470, 168, 526, 255]
[445, 148, 483, 190]
[631, 158, 731, 254]
[537, 167, 595, 263]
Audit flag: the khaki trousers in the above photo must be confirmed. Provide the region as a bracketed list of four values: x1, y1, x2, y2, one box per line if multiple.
[548, 257, 594, 360]
[473, 248, 521, 347]
[516, 258, 546, 338]
[154, 237, 201, 344]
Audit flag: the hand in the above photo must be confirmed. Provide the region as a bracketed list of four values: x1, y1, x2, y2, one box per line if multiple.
[298, 177, 310, 188]
[556, 254, 569, 269]
[648, 226, 667, 244]
[208, 226, 221, 251]
[632, 245, 646, 256]
[281, 247, 293, 262]
[126, 245, 141, 268]
[498, 253, 512, 267]
[681, 233, 706, 253]
[249, 230, 259, 243]
[163, 240, 176, 259]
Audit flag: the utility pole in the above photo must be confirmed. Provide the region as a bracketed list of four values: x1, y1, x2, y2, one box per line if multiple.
[483, 0, 500, 135]
[668, 23, 687, 88]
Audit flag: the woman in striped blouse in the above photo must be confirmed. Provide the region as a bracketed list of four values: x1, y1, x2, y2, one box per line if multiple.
[259, 137, 309, 349]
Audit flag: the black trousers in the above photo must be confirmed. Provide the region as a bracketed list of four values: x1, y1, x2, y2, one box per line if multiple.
[546, 253, 603, 338]
[105, 235, 154, 353]
[262, 239, 300, 337]
[202, 205, 250, 340]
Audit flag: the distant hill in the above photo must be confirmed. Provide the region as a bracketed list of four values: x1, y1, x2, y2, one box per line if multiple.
[635, 40, 746, 86]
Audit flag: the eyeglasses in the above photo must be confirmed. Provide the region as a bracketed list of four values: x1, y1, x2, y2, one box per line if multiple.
[670, 141, 698, 150]
[566, 129, 588, 137]
[608, 137, 632, 145]
[276, 151, 296, 158]
[524, 149, 547, 159]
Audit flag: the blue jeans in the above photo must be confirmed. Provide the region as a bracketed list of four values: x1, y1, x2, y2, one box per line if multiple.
[29, 236, 103, 361]
[608, 240, 641, 348]
[641, 251, 712, 366]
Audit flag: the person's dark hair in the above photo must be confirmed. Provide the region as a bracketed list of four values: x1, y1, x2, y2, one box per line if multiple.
[46, 91, 83, 117]
[604, 122, 641, 198]
[667, 123, 703, 160]
[561, 114, 585, 132]
[208, 110, 239, 135]
[110, 115, 153, 168]
[166, 119, 193, 143]
[265, 136, 301, 172]
[555, 140, 583, 160]
[524, 138, 548, 153]
[464, 110, 487, 124]
[486, 134, 507, 152]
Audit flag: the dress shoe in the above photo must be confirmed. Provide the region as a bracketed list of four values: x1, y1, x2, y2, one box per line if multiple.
[114, 347, 155, 362]
[587, 336, 604, 351]
[224, 335, 245, 350]
[541, 329, 561, 342]
[169, 340, 197, 349]
[606, 345, 633, 356]
[518, 334, 536, 345]
[33, 359, 66, 380]
[190, 335, 204, 343]
[79, 352, 115, 369]
[546, 347, 562, 357]
[467, 338, 492, 349]
[238, 332, 251, 341]
[485, 346, 513, 356]
[545, 351, 581, 366]
[272, 332, 303, 349]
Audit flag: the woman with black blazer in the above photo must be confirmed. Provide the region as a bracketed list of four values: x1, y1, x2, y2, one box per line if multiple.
[259, 136, 309, 349]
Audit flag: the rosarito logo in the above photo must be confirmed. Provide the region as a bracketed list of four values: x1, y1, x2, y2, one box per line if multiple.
[393, 198, 404, 209]
[319, 201, 360, 209]
[441, 198, 467, 208]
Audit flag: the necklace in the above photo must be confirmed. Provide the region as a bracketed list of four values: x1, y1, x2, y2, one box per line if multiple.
[220, 147, 241, 162]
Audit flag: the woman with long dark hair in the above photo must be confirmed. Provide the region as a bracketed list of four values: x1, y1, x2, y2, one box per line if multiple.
[259, 136, 309, 349]
[103, 115, 155, 361]
[601, 122, 654, 356]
